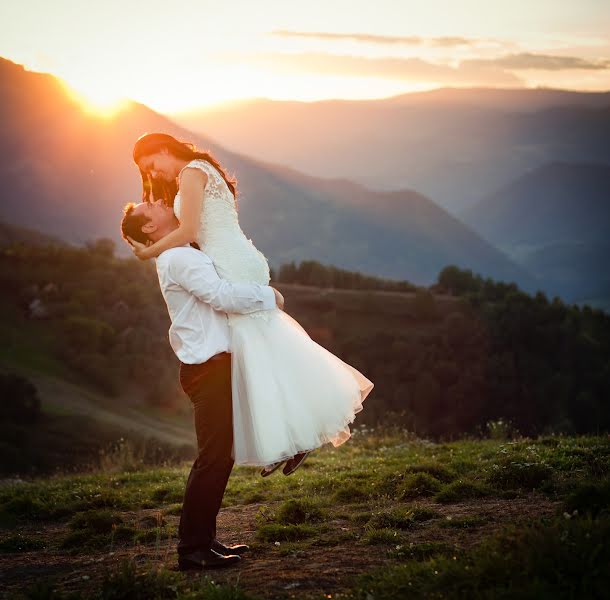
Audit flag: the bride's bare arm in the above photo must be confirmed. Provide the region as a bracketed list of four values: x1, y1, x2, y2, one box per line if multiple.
[132, 168, 207, 260]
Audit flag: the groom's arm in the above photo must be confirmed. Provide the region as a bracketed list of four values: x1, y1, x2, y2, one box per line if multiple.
[162, 248, 276, 314]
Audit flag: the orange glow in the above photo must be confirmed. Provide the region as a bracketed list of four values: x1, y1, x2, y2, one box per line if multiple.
[60, 78, 129, 119]
[1, 1, 609, 114]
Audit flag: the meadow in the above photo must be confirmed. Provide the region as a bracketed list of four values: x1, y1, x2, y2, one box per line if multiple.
[1, 427, 608, 599]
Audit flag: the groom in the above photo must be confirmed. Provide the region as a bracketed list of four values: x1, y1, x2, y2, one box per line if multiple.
[120, 199, 283, 570]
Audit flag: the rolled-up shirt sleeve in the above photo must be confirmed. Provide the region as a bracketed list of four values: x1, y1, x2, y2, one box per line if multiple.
[168, 249, 276, 314]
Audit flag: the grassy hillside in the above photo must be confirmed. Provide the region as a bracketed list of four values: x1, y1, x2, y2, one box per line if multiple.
[0, 430, 608, 598]
[1, 239, 608, 480]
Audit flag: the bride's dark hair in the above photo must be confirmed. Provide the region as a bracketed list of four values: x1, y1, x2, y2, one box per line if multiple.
[132, 132, 237, 206]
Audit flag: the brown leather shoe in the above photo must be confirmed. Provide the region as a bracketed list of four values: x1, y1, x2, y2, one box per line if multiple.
[283, 451, 311, 475]
[177, 548, 241, 570]
[260, 460, 285, 477]
[211, 539, 250, 556]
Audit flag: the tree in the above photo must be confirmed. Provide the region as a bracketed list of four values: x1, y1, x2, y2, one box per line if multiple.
[87, 238, 116, 259]
[437, 265, 482, 295]
[0, 373, 41, 423]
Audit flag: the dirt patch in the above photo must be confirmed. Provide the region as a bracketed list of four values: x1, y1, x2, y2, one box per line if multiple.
[0, 494, 560, 598]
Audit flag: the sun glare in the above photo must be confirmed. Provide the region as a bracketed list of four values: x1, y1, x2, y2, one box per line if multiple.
[61, 78, 129, 119]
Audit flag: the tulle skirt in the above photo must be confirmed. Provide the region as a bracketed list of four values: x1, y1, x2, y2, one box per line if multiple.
[228, 308, 373, 466]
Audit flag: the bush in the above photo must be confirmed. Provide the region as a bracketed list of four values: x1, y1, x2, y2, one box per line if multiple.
[435, 479, 491, 503]
[399, 473, 443, 499]
[563, 479, 610, 518]
[276, 499, 323, 525]
[486, 459, 554, 490]
[69, 509, 124, 533]
[0, 534, 45, 553]
[404, 463, 457, 483]
[485, 418, 517, 441]
[0, 373, 41, 423]
[362, 528, 399, 545]
[256, 523, 318, 542]
[367, 508, 418, 530]
[332, 484, 369, 503]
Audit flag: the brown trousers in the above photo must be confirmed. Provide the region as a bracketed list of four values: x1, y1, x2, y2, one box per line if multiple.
[177, 352, 233, 556]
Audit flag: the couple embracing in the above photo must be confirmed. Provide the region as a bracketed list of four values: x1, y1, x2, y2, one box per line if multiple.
[121, 133, 374, 571]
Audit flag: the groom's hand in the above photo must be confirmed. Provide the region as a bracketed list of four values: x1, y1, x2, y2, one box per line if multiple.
[126, 236, 153, 261]
[271, 287, 285, 310]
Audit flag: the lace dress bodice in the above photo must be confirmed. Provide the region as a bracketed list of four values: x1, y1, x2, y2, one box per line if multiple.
[173, 159, 270, 285]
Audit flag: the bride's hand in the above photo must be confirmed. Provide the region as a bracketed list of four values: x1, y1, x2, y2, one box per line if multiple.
[271, 287, 285, 310]
[126, 237, 154, 261]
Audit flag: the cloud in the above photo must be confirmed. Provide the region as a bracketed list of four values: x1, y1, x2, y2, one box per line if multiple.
[270, 30, 482, 47]
[226, 47, 610, 89]
[470, 52, 610, 71]
[231, 52, 523, 86]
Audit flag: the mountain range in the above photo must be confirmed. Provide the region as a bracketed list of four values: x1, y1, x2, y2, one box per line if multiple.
[461, 162, 610, 305]
[0, 57, 537, 291]
[175, 89, 610, 214]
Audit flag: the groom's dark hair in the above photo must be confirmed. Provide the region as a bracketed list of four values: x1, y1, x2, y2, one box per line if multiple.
[121, 203, 151, 244]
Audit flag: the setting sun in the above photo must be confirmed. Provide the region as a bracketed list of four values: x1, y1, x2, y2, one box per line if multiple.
[60, 77, 129, 119]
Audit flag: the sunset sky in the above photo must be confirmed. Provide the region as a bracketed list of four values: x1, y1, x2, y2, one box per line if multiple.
[1, 0, 609, 115]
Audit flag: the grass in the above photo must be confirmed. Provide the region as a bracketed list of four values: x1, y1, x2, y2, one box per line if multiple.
[275, 498, 324, 524]
[1, 430, 609, 598]
[434, 479, 492, 503]
[563, 478, 610, 518]
[485, 457, 554, 490]
[16, 557, 262, 600]
[387, 541, 456, 561]
[404, 462, 457, 483]
[68, 508, 124, 533]
[1, 432, 606, 523]
[366, 506, 438, 530]
[357, 514, 610, 599]
[398, 472, 443, 499]
[438, 515, 487, 528]
[256, 523, 320, 542]
[362, 527, 400, 545]
[0, 534, 45, 553]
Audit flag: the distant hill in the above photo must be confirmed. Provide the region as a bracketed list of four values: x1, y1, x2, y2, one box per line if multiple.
[462, 162, 610, 247]
[384, 87, 610, 110]
[461, 162, 610, 305]
[174, 88, 610, 213]
[0, 57, 535, 289]
[0, 221, 62, 246]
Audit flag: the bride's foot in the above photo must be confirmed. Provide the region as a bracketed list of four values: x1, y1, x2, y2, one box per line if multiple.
[260, 460, 285, 477]
[283, 451, 311, 476]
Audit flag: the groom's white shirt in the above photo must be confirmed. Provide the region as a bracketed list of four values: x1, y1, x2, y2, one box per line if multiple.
[155, 245, 276, 364]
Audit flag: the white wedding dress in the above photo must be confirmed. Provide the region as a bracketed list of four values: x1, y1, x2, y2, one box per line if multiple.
[174, 159, 373, 466]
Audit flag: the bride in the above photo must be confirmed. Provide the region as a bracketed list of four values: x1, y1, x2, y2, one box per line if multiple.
[128, 133, 373, 474]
